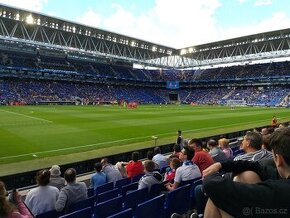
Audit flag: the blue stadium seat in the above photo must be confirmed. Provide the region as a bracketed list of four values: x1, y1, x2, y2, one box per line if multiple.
[115, 177, 131, 193]
[148, 180, 168, 198]
[189, 178, 203, 209]
[107, 208, 133, 218]
[67, 196, 95, 213]
[95, 182, 114, 195]
[135, 194, 165, 218]
[59, 207, 91, 218]
[131, 173, 145, 183]
[164, 184, 191, 218]
[121, 182, 139, 197]
[94, 196, 123, 218]
[87, 187, 94, 198]
[123, 188, 148, 212]
[179, 177, 201, 187]
[96, 188, 119, 203]
[35, 209, 64, 218]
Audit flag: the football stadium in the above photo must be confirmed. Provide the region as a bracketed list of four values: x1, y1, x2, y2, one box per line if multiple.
[0, 2, 290, 218]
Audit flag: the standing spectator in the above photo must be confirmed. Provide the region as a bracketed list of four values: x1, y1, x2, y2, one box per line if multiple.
[25, 169, 59, 216]
[218, 138, 233, 160]
[91, 162, 106, 190]
[272, 115, 277, 127]
[189, 138, 214, 172]
[138, 160, 162, 191]
[48, 165, 65, 190]
[176, 130, 184, 149]
[55, 168, 87, 212]
[164, 158, 181, 181]
[152, 147, 168, 170]
[101, 158, 122, 184]
[165, 146, 201, 191]
[126, 152, 144, 178]
[0, 181, 33, 218]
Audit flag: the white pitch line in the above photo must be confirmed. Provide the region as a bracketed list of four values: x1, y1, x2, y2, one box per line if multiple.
[0, 109, 52, 123]
[0, 116, 289, 161]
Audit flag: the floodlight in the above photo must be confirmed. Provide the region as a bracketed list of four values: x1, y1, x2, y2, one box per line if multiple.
[26, 14, 34, 24]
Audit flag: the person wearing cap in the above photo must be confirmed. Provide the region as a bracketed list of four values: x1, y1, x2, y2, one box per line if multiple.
[48, 165, 65, 190]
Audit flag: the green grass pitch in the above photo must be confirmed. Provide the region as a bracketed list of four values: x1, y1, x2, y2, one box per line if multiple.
[0, 105, 289, 176]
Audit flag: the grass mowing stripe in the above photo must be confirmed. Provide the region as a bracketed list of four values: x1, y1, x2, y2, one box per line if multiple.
[1, 115, 287, 161]
[0, 109, 53, 123]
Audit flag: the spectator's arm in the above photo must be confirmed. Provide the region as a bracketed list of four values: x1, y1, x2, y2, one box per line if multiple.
[55, 190, 67, 212]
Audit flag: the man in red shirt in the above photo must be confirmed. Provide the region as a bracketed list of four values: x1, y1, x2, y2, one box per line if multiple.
[126, 151, 144, 178]
[189, 138, 215, 172]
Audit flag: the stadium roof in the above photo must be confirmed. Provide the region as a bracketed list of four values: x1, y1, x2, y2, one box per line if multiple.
[0, 4, 290, 68]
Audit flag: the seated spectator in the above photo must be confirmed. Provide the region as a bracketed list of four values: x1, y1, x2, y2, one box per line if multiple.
[152, 147, 168, 169]
[48, 165, 65, 190]
[0, 181, 33, 218]
[91, 162, 106, 190]
[25, 169, 59, 216]
[55, 168, 87, 212]
[189, 138, 215, 172]
[208, 139, 228, 163]
[115, 162, 128, 178]
[165, 146, 201, 191]
[138, 160, 162, 191]
[234, 131, 273, 162]
[147, 150, 159, 170]
[202, 128, 290, 217]
[126, 152, 144, 178]
[164, 157, 181, 181]
[101, 158, 123, 184]
[169, 143, 182, 159]
[218, 138, 233, 159]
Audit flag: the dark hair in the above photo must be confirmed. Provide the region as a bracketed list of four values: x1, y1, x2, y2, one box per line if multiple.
[101, 158, 109, 165]
[269, 128, 290, 166]
[144, 160, 155, 172]
[183, 146, 195, 160]
[173, 144, 181, 152]
[36, 169, 50, 186]
[207, 139, 217, 147]
[147, 150, 154, 160]
[64, 168, 76, 183]
[178, 130, 182, 134]
[262, 135, 271, 151]
[170, 158, 181, 169]
[94, 162, 103, 172]
[189, 138, 202, 147]
[154, 147, 161, 155]
[245, 131, 262, 150]
[132, 152, 139, 162]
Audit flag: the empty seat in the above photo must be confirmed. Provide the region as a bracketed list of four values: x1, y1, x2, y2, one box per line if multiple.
[95, 182, 114, 195]
[121, 182, 139, 197]
[59, 207, 91, 218]
[123, 188, 148, 211]
[94, 196, 123, 218]
[164, 184, 191, 218]
[107, 208, 133, 218]
[67, 196, 95, 214]
[35, 209, 64, 218]
[135, 194, 165, 218]
[96, 188, 119, 203]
